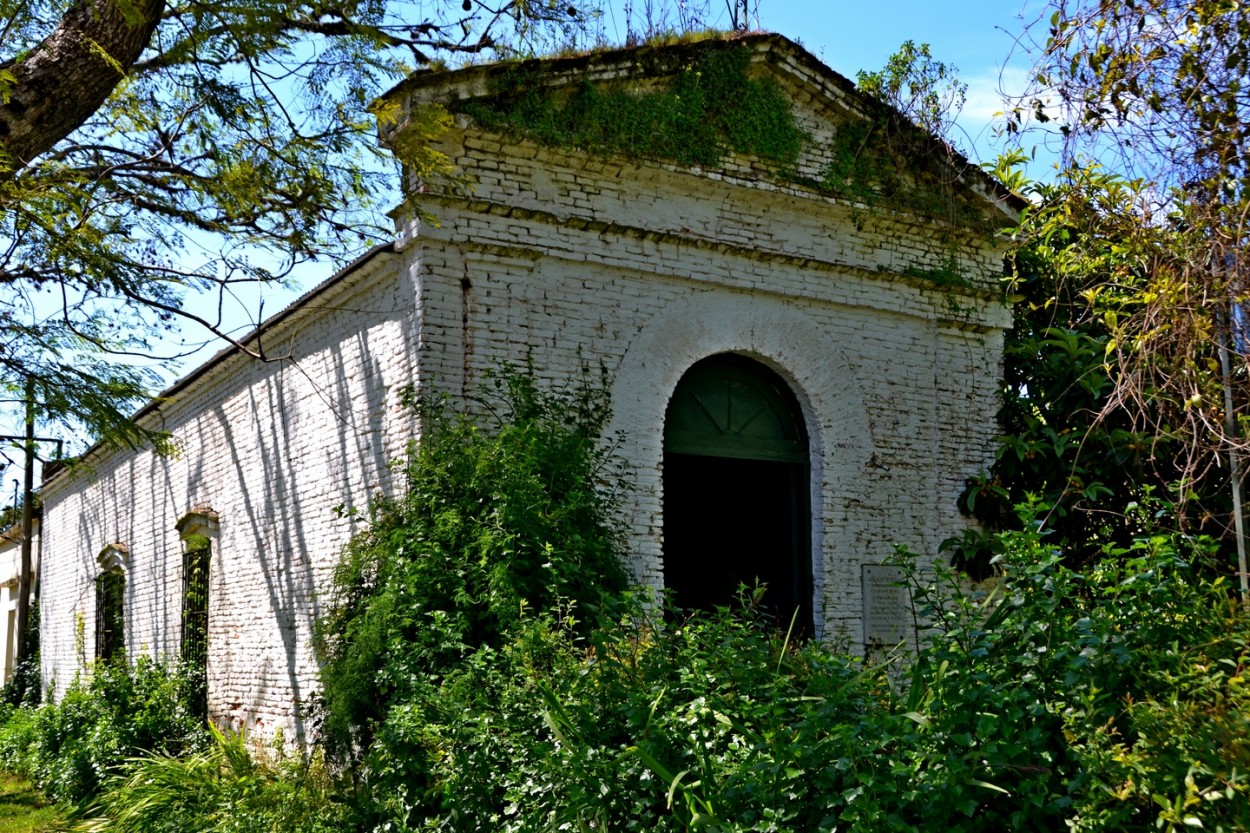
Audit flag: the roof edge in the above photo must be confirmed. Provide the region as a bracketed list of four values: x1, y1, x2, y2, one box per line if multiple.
[383, 32, 1025, 221]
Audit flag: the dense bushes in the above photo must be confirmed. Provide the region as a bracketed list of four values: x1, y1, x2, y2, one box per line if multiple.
[315, 369, 629, 764]
[302, 373, 1250, 832]
[342, 514, 1249, 833]
[0, 656, 206, 806]
[2, 368, 1246, 832]
[358, 596, 882, 832]
[74, 725, 346, 833]
[38, 529, 1247, 832]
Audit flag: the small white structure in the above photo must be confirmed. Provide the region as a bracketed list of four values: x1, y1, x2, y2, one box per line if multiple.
[37, 35, 1018, 740]
[0, 518, 37, 685]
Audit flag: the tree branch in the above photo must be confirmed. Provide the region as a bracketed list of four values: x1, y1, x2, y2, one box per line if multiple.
[0, 0, 166, 167]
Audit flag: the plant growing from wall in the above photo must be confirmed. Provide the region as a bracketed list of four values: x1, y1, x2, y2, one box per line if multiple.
[458, 38, 998, 233]
[459, 42, 806, 170]
[827, 41, 990, 229]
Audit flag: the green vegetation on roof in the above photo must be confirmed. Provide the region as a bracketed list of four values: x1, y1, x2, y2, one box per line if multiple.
[456, 44, 805, 170]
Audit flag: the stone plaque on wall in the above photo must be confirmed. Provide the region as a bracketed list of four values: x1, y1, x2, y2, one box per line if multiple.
[862, 564, 911, 646]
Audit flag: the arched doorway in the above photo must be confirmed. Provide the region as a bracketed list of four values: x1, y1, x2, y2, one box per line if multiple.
[662, 354, 812, 633]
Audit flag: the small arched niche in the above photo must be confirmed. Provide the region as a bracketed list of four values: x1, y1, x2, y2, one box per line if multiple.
[662, 353, 812, 633]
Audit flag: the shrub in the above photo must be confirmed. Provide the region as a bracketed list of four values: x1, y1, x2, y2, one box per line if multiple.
[349, 594, 893, 832]
[885, 504, 1250, 832]
[4, 656, 207, 806]
[313, 365, 1250, 831]
[1, 602, 42, 708]
[72, 724, 347, 833]
[350, 507, 1250, 832]
[0, 704, 39, 776]
[315, 368, 630, 765]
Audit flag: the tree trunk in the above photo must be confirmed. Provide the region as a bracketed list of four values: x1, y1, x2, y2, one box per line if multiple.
[0, 0, 165, 167]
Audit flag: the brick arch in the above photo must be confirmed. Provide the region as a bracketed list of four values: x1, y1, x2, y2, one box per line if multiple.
[607, 290, 874, 634]
[96, 542, 130, 574]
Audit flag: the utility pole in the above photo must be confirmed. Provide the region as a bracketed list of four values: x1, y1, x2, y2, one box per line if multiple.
[16, 377, 35, 664]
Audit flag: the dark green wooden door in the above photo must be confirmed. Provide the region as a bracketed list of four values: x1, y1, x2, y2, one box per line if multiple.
[663, 354, 812, 633]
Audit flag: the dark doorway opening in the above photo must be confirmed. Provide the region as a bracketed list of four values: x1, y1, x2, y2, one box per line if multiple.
[662, 354, 812, 633]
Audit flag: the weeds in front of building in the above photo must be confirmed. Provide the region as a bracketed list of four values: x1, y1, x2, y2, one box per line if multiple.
[0, 370, 1247, 832]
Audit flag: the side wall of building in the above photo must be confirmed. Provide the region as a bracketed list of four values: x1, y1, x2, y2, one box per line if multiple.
[38, 251, 420, 738]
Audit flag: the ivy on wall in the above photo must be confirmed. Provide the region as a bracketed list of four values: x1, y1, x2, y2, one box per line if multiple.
[457, 44, 804, 169]
[816, 114, 990, 230]
[454, 41, 993, 234]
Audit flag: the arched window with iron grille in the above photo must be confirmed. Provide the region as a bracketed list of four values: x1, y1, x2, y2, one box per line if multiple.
[177, 509, 218, 721]
[94, 544, 128, 663]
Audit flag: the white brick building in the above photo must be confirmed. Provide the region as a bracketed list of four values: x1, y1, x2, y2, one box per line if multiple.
[37, 34, 1017, 740]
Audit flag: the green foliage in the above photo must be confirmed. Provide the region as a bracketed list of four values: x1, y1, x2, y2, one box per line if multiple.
[315, 367, 629, 766]
[0, 708, 38, 778]
[0, 657, 207, 806]
[856, 40, 967, 139]
[462, 37, 993, 232]
[72, 724, 347, 833]
[905, 505, 1250, 832]
[459, 43, 805, 169]
[824, 42, 988, 228]
[326, 501, 1250, 832]
[1, 604, 40, 709]
[955, 162, 1236, 577]
[0, 0, 602, 450]
[369, 597, 885, 832]
[902, 257, 972, 290]
[1005, 1, 1250, 578]
[181, 536, 212, 722]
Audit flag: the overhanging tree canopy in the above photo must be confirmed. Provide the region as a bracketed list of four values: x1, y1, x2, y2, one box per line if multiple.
[0, 0, 593, 447]
[1001, 0, 1250, 588]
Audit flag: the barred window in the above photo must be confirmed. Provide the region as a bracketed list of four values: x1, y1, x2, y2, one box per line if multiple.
[94, 569, 125, 662]
[177, 509, 218, 721]
[94, 544, 129, 663]
[181, 534, 210, 692]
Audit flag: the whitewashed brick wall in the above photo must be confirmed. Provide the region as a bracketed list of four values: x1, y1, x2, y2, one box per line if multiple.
[403, 122, 1010, 643]
[39, 251, 421, 738]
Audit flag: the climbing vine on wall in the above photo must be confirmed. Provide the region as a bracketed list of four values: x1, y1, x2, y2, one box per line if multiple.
[457, 39, 995, 234]
[458, 43, 805, 169]
[817, 115, 991, 229]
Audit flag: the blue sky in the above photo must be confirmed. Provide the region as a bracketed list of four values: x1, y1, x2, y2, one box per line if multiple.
[241, 1, 1055, 341]
[751, 0, 1052, 167]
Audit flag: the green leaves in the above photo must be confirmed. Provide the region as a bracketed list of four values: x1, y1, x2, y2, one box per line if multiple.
[0, 656, 208, 807]
[315, 366, 628, 773]
[0, 0, 606, 448]
[460, 43, 805, 170]
[1004, 1, 1250, 572]
[855, 40, 967, 140]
